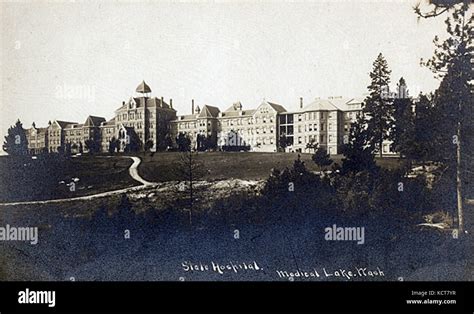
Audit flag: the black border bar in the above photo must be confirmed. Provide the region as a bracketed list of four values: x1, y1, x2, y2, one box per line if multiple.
[0, 281, 472, 313]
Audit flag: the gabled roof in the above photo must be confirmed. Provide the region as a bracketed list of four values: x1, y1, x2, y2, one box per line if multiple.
[117, 123, 135, 133]
[255, 100, 287, 113]
[220, 109, 256, 118]
[332, 97, 363, 111]
[26, 126, 48, 133]
[224, 102, 243, 112]
[84, 115, 106, 127]
[147, 97, 173, 110]
[347, 97, 364, 105]
[198, 105, 220, 118]
[55, 120, 78, 129]
[175, 114, 197, 121]
[302, 99, 339, 112]
[266, 101, 287, 113]
[100, 117, 115, 127]
[64, 123, 83, 130]
[116, 96, 175, 110]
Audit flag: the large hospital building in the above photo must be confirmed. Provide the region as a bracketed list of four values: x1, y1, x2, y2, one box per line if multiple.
[24, 81, 400, 155]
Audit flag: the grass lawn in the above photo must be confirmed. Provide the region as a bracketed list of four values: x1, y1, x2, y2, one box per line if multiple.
[0, 155, 137, 202]
[0, 152, 404, 202]
[138, 151, 404, 182]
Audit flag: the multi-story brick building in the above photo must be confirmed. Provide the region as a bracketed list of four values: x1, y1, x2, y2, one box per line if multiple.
[282, 97, 364, 155]
[25, 122, 49, 154]
[20, 81, 398, 156]
[170, 100, 220, 150]
[172, 97, 367, 154]
[113, 81, 177, 152]
[47, 120, 78, 153]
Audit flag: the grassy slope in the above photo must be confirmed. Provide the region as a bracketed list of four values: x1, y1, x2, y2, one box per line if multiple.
[138, 151, 403, 182]
[0, 152, 403, 202]
[0, 155, 137, 202]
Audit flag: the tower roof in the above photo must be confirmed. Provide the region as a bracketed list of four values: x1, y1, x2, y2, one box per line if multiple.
[136, 80, 152, 94]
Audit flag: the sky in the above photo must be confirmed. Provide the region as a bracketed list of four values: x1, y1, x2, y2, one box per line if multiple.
[0, 0, 450, 150]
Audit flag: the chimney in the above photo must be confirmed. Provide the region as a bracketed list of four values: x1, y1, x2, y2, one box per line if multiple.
[192, 99, 195, 115]
[300, 97, 303, 109]
[161, 96, 164, 107]
[169, 98, 173, 108]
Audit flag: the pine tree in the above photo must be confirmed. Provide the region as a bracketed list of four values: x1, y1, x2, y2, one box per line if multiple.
[177, 148, 205, 226]
[426, 2, 474, 232]
[362, 53, 394, 158]
[3, 119, 28, 156]
[341, 115, 377, 174]
[420, 2, 473, 233]
[312, 144, 333, 173]
[292, 154, 307, 176]
[398, 94, 438, 164]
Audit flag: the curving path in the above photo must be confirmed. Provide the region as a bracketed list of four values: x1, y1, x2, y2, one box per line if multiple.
[128, 156, 154, 186]
[0, 156, 155, 207]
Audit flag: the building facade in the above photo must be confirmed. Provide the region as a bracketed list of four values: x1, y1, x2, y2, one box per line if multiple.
[171, 96, 373, 155]
[21, 81, 398, 156]
[25, 123, 49, 154]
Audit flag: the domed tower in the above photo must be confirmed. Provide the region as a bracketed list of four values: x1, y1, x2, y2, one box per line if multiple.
[136, 80, 152, 97]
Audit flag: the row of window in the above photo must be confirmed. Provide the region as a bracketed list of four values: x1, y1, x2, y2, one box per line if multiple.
[218, 136, 275, 146]
[118, 112, 144, 121]
[220, 126, 275, 135]
[296, 123, 332, 132]
[121, 122, 144, 130]
[297, 111, 334, 122]
[117, 111, 164, 121]
[179, 121, 212, 129]
[295, 134, 334, 144]
[345, 111, 360, 119]
[223, 116, 274, 126]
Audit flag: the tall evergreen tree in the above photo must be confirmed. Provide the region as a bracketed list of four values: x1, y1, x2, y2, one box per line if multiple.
[3, 119, 28, 156]
[362, 53, 394, 158]
[398, 94, 439, 164]
[420, 1, 473, 232]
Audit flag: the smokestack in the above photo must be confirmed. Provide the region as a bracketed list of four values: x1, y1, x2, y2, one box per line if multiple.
[192, 99, 195, 114]
[169, 98, 173, 108]
[161, 96, 164, 107]
[300, 97, 303, 109]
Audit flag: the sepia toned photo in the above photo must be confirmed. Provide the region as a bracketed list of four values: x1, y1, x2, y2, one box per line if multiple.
[0, 0, 472, 291]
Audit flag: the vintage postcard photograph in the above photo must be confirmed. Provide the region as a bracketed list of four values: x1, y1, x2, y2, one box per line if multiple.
[0, 0, 472, 296]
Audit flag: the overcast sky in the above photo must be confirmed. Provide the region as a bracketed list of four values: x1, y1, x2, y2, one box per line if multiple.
[1, 0, 448, 147]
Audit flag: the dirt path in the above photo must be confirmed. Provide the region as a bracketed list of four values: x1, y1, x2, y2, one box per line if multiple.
[128, 156, 154, 186]
[0, 156, 155, 206]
